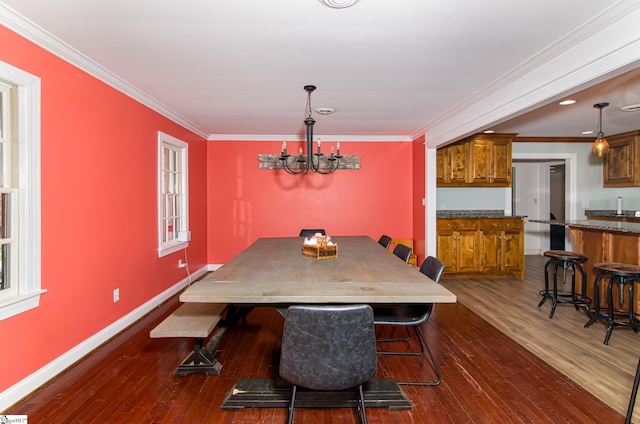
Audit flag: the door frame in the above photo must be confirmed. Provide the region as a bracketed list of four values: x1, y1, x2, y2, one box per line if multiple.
[512, 153, 577, 253]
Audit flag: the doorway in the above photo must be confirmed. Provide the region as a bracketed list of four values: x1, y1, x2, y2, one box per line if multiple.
[549, 164, 565, 250]
[512, 153, 577, 255]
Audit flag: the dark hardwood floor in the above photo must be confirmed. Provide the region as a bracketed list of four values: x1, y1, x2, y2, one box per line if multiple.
[5, 269, 627, 423]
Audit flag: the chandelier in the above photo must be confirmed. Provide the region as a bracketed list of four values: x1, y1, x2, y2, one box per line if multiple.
[279, 85, 343, 175]
[592, 102, 610, 157]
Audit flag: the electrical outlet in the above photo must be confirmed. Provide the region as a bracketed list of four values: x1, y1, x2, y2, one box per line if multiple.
[178, 259, 187, 269]
[113, 288, 120, 303]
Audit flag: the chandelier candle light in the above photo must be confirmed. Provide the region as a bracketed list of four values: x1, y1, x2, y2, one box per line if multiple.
[279, 85, 343, 174]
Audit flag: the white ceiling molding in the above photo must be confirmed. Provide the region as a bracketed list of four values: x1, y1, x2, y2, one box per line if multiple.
[207, 134, 413, 142]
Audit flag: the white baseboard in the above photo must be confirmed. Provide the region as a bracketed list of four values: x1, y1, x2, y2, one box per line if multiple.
[525, 249, 543, 256]
[0, 266, 208, 412]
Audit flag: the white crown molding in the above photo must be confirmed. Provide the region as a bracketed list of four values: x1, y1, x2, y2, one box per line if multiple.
[0, 3, 209, 140]
[207, 134, 413, 142]
[420, 0, 640, 147]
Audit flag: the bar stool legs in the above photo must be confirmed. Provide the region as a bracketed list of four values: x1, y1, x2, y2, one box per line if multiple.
[627, 354, 640, 424]
[537, 250, 590, 319]
[584, 263, 640, 345]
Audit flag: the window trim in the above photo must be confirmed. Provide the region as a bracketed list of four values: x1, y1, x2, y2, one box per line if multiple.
[0, 60, 43, 321]
[157, 131, 189, 257]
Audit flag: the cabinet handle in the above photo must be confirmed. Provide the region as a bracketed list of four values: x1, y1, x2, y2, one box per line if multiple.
[491, 223, 511, 228]
[447, 224, 460, 229]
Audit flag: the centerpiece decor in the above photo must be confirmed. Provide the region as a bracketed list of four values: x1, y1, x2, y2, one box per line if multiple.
[301, 233, 338, 259]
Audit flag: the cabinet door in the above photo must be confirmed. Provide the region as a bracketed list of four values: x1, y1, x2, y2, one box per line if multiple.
[436, 148, 446, 183]
[456, 230, 479, 272]
[604, 133, 640, 187]
[436, 232, 457, 273]
[446, 143, 468, 184]
[502, 230, 524, 275]
[480, 230, 501, 273]
[468, 138, 492, 184]
[491, 138, 512, 185]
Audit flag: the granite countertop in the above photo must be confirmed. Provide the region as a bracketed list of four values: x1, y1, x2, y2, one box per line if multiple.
[437, 210, 526, 219]
[585, 209, 640, 219]
[529, 219, 640, 234]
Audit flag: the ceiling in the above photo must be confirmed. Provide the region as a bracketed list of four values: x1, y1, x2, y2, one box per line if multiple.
[1, 0, 640, 146]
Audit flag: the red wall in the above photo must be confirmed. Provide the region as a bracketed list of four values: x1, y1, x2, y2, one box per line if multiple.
[0, 26, 208, 393]
[412, 135, 426, 264]
[207, 140, 414, 262]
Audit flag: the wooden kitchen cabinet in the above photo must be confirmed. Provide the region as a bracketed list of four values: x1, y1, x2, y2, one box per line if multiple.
[436, 142, 468, 185]
[437, 217, 525, 278]
[478, 218, 524, 278]
[468, 134, 513, 185]
[603, 130, 640, 187]
[436, 219, 478, 274]
[437, 133, 515, 187]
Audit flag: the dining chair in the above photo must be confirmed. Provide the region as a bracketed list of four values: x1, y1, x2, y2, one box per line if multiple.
[372, 256, 445, 386]
[391, 243, 412, 263]
[279, 304, 378, 424]
[377, 235, 392, 249]
[299, 228, 326, 237]
[392, 238, 417, 266]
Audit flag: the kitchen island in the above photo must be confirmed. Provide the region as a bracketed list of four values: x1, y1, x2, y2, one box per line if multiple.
[529, 218, 640, 309]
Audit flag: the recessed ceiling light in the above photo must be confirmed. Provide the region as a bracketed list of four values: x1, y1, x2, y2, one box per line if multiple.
[319, 0, 360, 8]
[620, 103, 640, 112]
[483, 130, 495, 134]
[581, 130, 594, 135]
[559, 99, 576, 105]
[315, 107, 335, 115]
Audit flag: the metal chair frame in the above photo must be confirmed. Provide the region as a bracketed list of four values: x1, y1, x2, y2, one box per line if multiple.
[373, 256, 445, 386]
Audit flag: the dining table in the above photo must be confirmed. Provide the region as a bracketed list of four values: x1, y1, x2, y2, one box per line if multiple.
[179, 235, 457, 410]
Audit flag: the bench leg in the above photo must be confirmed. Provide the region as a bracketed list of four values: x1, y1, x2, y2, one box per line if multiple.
[174, 327, 227, 376]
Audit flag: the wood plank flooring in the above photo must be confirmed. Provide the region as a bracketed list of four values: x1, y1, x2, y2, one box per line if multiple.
[440, 255, 640, 419]
[4, 256, 632, 423]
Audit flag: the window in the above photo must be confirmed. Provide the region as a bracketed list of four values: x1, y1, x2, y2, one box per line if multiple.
[158, 131, 189, 257]
[0, 61, 42, 321]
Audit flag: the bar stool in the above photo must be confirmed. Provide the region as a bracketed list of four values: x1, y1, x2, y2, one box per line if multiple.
[537, 250, 590, 319]
[584, 263, 640, 345]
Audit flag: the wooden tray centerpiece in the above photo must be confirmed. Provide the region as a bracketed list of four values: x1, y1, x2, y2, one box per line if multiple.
[301, 235, 338, 259]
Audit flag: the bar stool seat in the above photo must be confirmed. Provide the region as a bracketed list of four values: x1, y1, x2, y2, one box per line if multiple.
[584, 262, 640, 345]
[537, 250, 590, 319]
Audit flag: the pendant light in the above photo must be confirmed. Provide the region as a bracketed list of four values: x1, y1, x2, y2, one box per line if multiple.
[592, 102, 610, 157]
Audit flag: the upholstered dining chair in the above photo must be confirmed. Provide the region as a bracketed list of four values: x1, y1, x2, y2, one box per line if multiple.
[279, 304, 378, 424]
[299, 228, 326, 237]
[377, 234, 392, 249]
[391, 243, 412, 263]
[372, 256, 445, 386]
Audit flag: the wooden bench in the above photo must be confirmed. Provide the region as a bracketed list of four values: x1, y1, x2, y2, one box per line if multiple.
[150, 302, 228, 376]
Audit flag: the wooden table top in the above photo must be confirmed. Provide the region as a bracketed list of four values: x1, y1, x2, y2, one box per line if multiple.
[180, 236, 457, 304]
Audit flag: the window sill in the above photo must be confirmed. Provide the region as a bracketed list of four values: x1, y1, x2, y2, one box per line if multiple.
[0, 289, 47, 321]
[158, 241, 189, 258]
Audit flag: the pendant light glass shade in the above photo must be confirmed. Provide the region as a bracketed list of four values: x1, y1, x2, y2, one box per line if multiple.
[592, 102, 609, 157]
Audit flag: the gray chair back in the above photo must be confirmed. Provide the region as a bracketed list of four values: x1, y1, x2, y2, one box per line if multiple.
[377, 235, 392, 249]
[419, 256, 445, 283]
[280, 304, 377, 391]
[392, 243, 412, 263]
[299, 228, 326, 237]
